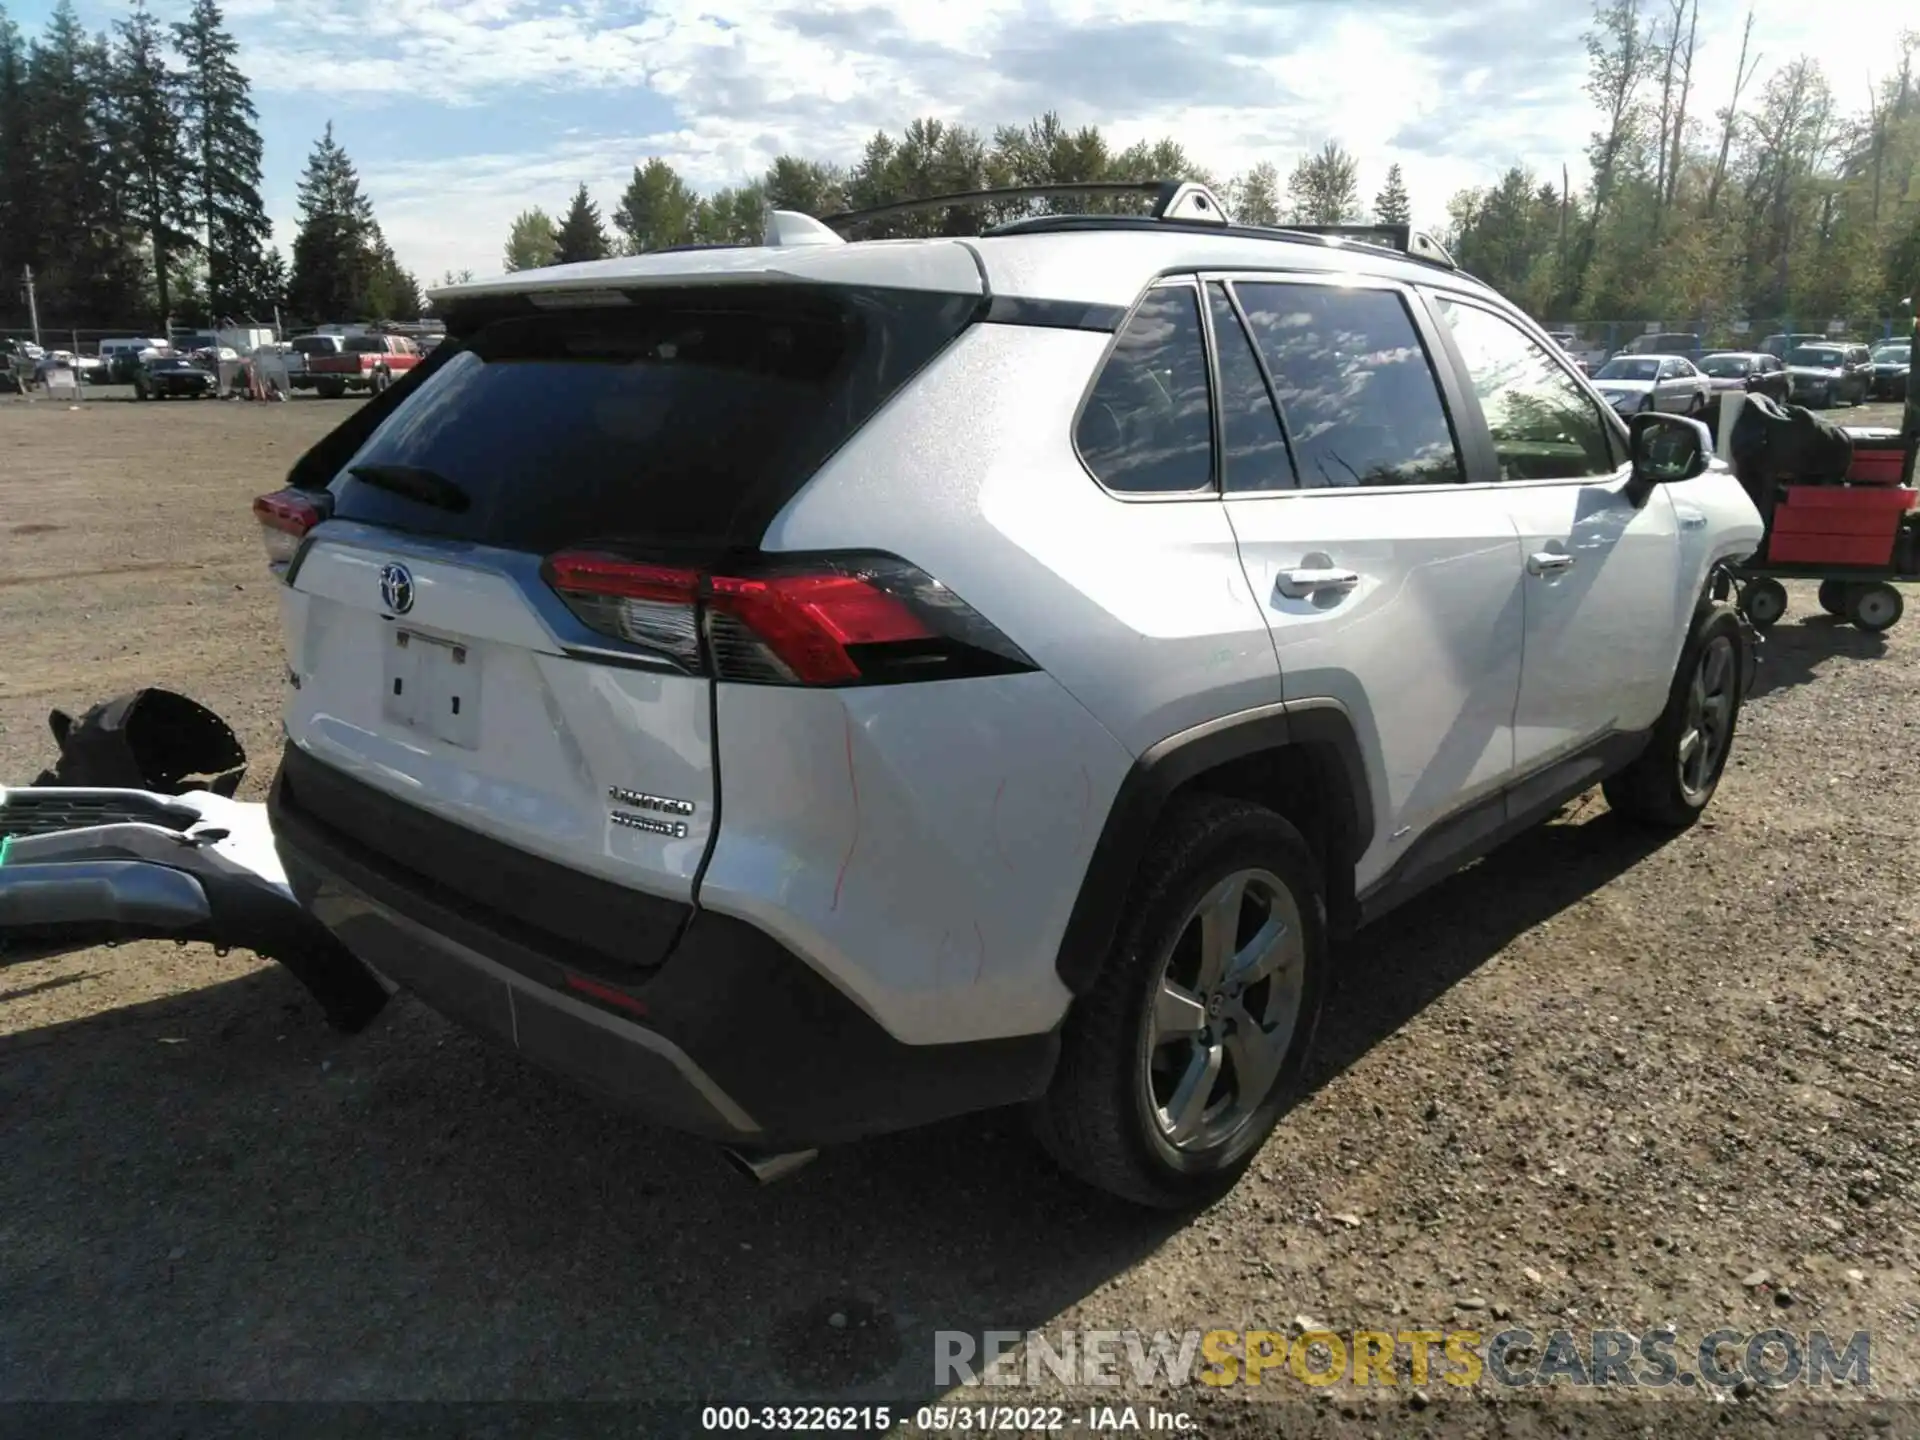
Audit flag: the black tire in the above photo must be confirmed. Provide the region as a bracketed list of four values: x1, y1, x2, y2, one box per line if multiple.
[1603, 603, 1745, 828]
[1817, 580, 1852, 616]
[1031, 794, 1328, 1208]
[1846, 582, 1903, 633]
[1688, 392, 1707, 417]
[371, 367, 391, 395]
[1638, 396, 1655, 414]
[1739, 577, 1787, 628]
[316, 379, 346, 400]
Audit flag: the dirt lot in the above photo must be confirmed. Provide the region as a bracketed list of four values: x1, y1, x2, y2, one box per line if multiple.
[2, 393, 1918, 1433]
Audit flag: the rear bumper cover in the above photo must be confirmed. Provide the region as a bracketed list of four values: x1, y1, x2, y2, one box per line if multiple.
[0, 787, 389, 1029]
[268, 749, 1060, 1148]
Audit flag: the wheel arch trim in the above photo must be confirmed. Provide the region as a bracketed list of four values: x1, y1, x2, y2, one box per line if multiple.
[1053, 697, 1375, 994]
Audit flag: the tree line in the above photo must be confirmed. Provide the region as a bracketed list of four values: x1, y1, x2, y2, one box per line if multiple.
[0, 0, 420, 330]
[507, 2, 1918, 335]
[502, 120, 1413, 272]
[1446, 2, 1918, 328]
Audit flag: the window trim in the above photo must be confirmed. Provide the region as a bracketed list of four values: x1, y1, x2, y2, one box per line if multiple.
[1199, 268, 1479, 499]
[1418, 286, 1632, 485]
[1069, 276, 1222, 504]
[1202, 278, 1303, 494]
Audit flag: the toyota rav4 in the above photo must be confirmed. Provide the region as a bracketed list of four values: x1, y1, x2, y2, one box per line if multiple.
[252, 183, 1764, 1207]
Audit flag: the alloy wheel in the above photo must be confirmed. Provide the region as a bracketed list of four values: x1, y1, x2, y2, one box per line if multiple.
[1139, 867, 1306, 1154]
[1678, 635, 1736, 800]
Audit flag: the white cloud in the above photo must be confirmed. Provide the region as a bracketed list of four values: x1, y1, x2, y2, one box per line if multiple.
[238, 0, 1908, 281]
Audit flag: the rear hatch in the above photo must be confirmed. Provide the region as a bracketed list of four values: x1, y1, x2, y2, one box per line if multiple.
[264, 281, 981, 974]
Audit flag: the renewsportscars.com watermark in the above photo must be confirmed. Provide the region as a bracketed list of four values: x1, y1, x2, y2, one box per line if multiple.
[936, 1327, 1873, 1392]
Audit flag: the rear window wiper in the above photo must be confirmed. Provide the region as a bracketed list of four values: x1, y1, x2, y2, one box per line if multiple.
[347, 463, 472, 514]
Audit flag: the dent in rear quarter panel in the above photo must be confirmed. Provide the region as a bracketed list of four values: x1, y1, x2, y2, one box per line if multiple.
[757, 323, 1284, 756]
[696, 673, 1133, 1046]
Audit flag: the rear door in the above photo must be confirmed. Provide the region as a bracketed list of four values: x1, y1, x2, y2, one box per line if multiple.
[1211, 274, 1526, 894]
[280, 284, 981, 960]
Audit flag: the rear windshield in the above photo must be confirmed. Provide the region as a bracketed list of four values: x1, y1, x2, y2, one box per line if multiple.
[1788, 347, 1843, 366]
[344, 335, 391, 353]
[1699, 355, 1751, 376]
[328, 286, 980, 552]
[292, 336, 341, 355]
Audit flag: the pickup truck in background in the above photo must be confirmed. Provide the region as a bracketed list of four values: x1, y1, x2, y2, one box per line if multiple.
[285, 333, 345, 392]
[305, 333, 423, 397]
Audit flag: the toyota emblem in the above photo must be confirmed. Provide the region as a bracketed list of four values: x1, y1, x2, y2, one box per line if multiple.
[379, 562, 415, 615]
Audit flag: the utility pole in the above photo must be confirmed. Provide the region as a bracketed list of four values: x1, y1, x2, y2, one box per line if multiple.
[23, 265, 41, 348]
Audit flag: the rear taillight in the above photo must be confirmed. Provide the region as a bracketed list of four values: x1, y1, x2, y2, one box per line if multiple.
[252, 488, 329, 576]
[542, 550, 1035, 686]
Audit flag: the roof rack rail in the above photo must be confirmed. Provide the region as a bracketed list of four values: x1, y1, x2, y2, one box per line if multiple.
[820, 180, 1232, 232]
[1279, 223, 1458, 269]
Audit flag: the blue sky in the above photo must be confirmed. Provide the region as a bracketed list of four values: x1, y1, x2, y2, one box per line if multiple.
[11, 0, 1907, 283]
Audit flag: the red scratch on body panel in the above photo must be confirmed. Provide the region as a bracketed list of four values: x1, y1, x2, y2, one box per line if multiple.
[831, 714, 862, 911]
[991, 778, 1015, 871]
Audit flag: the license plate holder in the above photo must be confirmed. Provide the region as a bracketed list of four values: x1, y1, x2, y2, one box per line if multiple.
[382, 628, 482, 749]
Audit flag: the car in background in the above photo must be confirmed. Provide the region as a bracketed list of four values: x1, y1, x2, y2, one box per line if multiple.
[1761, 332, 1827, 359]
[1868, 340, 1911, 401]
[1622, 331, 1706, 365]
[1784, 343, 1872, 408]
[1589, 353, 1712, 416]
[133, 355, 218, 400]
[1698, 351, 1790, 405]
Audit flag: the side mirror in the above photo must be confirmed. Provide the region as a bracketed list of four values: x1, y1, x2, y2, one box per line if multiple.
[1625, 412, 1711, 508]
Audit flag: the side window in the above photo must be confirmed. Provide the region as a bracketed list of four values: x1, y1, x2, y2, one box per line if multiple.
[1432, 296, 1618, 482]
[1233, 281, 1461, 488]
[1076, 285, 1214, 494]
[1205, 283, 1295, 493]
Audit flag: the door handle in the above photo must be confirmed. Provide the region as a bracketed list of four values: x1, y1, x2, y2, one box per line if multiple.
[1527, 550, 1577, 576]
[1276, 567, 1361, 599]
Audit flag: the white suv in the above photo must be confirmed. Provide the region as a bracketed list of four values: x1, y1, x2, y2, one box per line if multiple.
[254, 184, 1765, 1207]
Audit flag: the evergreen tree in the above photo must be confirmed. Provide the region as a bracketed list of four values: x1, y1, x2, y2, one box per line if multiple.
[24, 1, 143, 322]
[1373, 163, 1412, 226]
[613, 159, 698, 254]
[288, 122, 376, 321]
[362, 228, 419, 320]
[554, 183, 610, 263]
[502, 207, 557, 271]
[174, 0, 272, 318]
[0, 6, 36, 281]
[114, 0, 196, 327]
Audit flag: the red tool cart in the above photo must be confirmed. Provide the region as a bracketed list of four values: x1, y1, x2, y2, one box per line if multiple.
[1734, 425, 1920, 633]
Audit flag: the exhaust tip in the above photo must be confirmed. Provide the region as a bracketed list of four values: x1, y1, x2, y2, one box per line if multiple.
[723, 1147, 819, 1185]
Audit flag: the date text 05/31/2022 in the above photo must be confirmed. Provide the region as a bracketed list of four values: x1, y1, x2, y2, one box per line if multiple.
[700, 1405, 1196, 1432]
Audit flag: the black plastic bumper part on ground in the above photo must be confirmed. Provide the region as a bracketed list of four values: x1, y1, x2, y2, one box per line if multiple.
[268, 745, 1061, 1149]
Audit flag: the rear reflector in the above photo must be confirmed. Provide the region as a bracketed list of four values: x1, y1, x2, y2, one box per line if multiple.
[542, 550, 1034, 687]
[563, 972, 649, 1017]
[252, 489, 330, 575]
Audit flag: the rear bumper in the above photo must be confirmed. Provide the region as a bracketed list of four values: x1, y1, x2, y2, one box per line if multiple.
[268, 751, 1060, 1149]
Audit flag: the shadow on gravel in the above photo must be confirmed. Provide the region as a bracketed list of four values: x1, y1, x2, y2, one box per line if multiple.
[1308, 808, 1673, 1090]
[0, 810, 1691, 1411]
[0, 963, 1183, 1408]
[1750, 615, 1890, 700]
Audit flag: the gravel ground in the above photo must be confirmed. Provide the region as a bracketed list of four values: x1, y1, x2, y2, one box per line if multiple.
[1, 392, 1916, 1436]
